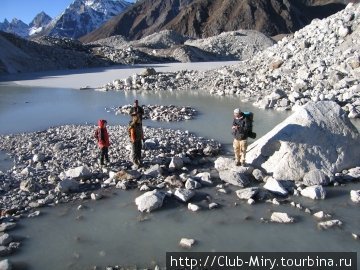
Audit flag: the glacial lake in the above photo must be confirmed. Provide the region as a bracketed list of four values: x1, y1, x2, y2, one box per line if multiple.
[0, 84, 359, 269]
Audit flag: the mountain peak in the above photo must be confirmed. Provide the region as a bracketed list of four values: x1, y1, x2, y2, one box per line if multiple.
[29, 12, 52, 28]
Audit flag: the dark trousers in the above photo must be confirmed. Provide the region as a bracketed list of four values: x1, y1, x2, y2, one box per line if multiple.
[99, 147, 109, 165]
[132, 140, 142, 163]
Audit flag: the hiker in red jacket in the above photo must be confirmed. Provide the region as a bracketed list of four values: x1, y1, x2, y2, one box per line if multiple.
[94, 119, 110, 166]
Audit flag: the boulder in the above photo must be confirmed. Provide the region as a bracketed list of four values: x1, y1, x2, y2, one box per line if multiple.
[0, 223, 16, 233]
[164, 175, 183, 188]
[179, 238, 196, 249]
[174, 188, 195, 202]
[270, 212, 295, 223]
[140, 68, 156, 77]
[246, 101, 360, 182]
[263, 177, 288, 196]
[56, 179, 79, 193]
[236, 187, 259, 200]
[65, 166, 91, 179]
[350, 190, 360, 203]
[144, 165, 163, 178]
[300, 185, 326, 200]
[219, 170, 250, 187]
[195, 172, 213, 186]
[303, 169, 330, 186]
[214, 157, 233, 171]
[135, 190, 165, 212]
[188, 203, 200, 212]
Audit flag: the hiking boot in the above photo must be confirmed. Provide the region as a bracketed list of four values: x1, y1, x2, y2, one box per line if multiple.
[236, 161, 241, 166]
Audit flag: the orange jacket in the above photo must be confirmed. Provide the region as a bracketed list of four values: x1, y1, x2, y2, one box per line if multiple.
[129, 123, 143, 143]
[95, 120, 110, 148]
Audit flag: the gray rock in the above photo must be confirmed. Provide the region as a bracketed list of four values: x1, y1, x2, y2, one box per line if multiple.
[209, 202, 219, 209]
[270, 212, 295, 223]
[174, 188, 195, 202]
[235, 187, 259, 200]
[65, 165, 91, 179]
[219, 170, 250, 187]
[164, 175, 183, 188]
[247, 101, 360, 182]
[318, 219, 342, 230]
[144, 164, 163, 177]
[0, 246, 11, 257]
[303, 169, 330, 186]
[0, 259, 12, 270]
[135, 190, 165, 212]
[56, 179, 79, 193]
[91, 193, 103, 201]
[263, 177, 288, 196]
[301, 185, 326, 200]
[185, 178, 201, 190]
[0, 223, 16, 233]
[350, 190, 360, 203]
[0, 234, 12, 246]
[32, 153, 46, 163]
[113, 170, 141, 181]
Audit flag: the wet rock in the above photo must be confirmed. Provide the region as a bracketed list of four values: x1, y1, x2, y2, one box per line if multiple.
[188, 203, 200, 212]
[174, 188, 195, 202]
[350, 190, 360, 203]
[352, 233, 359, 240]
[0, 246, 11, 256]
[0, 222, 16, 233]
[0, 259, 12, 270]
[318, 219, 342, 230]
[65, 166, 92, 180]
[263, 177, 288, 196]
[135, 190, 165, 213]
[300, 185, 326, 200]
[56, 179, 79, 193]
[247, 101, 360, 182]
[270, 212, 295, 223]
[219, 170, 250, 187]
[28, 211, 41, 218]
[247, 198, 255, 205]
[179, 238, 196, 249]
[0, 234, 12, 246]
[303, 169, 330, 186]
[91, 193, 103, 201]
[235, 187, 259, 200]
[209, 202, 219, 209]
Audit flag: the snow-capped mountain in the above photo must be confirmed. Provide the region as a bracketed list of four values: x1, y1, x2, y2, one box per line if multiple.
[0, 18, 29, 38]
[29, 12, 52, 36]
[44, 0, 132, 39]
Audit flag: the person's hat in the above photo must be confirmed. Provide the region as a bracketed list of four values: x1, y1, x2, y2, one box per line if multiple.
[233, 108, 241, 114]
[134, 99, 138, 104]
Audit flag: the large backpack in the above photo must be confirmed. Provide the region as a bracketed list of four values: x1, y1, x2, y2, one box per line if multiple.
[242, 112, 256, 139]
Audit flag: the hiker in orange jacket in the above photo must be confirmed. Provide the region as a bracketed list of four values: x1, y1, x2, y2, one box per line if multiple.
[94, 119, 110, 166]
[128, 115, 144, 166]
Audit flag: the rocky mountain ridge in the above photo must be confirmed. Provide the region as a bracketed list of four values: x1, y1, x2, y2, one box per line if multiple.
[80, 0, 346, 43]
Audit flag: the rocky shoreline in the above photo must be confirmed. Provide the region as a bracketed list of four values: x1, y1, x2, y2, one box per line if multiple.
[99, 3, 360, 119]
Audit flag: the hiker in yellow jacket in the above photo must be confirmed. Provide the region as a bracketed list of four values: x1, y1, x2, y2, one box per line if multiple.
[128, 114, 144, 166]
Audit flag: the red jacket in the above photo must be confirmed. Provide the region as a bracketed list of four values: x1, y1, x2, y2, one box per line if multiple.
[95, 120, 110, 148]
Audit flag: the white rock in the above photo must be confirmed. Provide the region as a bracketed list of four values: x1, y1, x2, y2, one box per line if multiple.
[301, 185, 326, 200]
[209, 202, 219, 209]
[263, 177, 288, 196]
[135, 190, 165, 213]
[0, 234, 12, 246]
[55, 179, 79, 193]
[0, 259, 12, 270]
[174, 188, 195, 202]
[313, 211, 331, 219]
[270, 212, 295, 223]
[65, 165, 91, 179]
[195, 172, 213, 186]
[169, 157, 184, 170]
[185, 178, 201, 190]
[214, 157, 234, 171]
[32, 153, 45, 163]
[350, 190, 360, 203]
[247, 198, 255, 205]
[318, 219, 342, 229]
[91, 193, 102, 201]
[302, 169, 330, 186]
[235, 187, 259, 200]
[179, 238, 196, 249]
[0, 222, 16, 233]
[188, 203, 200, 212]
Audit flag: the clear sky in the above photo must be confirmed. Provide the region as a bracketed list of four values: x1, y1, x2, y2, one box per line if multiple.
[0, 0, 135, 24]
